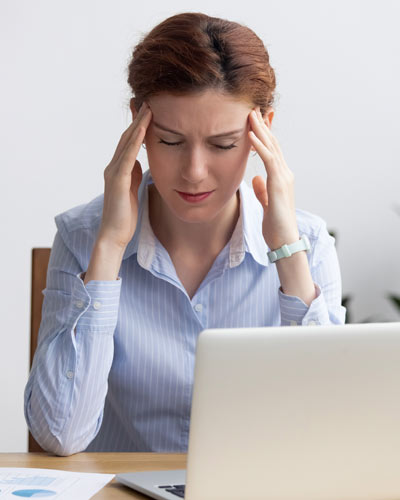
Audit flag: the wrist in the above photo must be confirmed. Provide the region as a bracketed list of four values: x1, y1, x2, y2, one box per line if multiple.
[268, 232, 300, 252]
[95, 236, 127, 257]
[267, 234, 310, 264]
[84, 238, 126, 284]
[276, 251, 316, 306]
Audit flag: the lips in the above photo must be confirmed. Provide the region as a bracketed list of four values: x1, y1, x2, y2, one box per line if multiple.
[176, 190, 214, 203]
[178, 191, 211, 195]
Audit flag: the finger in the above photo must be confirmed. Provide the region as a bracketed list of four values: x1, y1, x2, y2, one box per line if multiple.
[114, 106, 152, 174]
[248, 130, 276, 177]
[115, 102, 152, 160]
[118, 122, 150, 175]
[250, 109, 288, 174]
[249, 109, 275, 151]
[112, 103, 151, 164]
[252, 175, 269, 209]
[110, 104, 147, 161]
[255, 108, 286, 166]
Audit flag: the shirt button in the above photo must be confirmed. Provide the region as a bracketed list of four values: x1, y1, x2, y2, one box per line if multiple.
[66, 370, 74, 379]
[194, 304, 203, 313]
[290, 320, 298, 326]
[308, 320, 318, 326]
[93, 301, 102, 310]
[75, 300, 84, 309]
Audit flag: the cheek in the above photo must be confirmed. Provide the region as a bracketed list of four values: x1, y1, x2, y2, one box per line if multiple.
[227, 147, 252, 185]
[223, 146, 251, 175]
[144, 144, 168, 179]
[145, 133, 180, 172]
[214, 158, 248, 195]
[144, 131, 161, 161]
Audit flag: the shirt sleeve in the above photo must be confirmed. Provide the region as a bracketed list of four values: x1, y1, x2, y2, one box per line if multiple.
[278, 220, 347, 326]
[24, 229, 122, 456]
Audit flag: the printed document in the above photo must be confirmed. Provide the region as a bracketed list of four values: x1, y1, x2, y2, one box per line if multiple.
[0, 467, 114, 499]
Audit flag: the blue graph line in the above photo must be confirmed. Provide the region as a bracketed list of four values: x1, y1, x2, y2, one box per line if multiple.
[12, 489, 57, 498]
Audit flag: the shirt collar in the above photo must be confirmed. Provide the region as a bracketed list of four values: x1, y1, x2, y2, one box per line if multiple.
[122, 169, 153, 262]
[236, 178, 270, 267]
[122, 169, 270, 268]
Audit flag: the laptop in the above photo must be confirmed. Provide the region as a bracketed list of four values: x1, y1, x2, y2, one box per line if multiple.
[116, 322, 400, 499]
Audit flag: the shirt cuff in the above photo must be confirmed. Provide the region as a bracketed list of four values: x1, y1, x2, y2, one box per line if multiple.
[66, 271, 122, 334]
[279, 282, 330, 326]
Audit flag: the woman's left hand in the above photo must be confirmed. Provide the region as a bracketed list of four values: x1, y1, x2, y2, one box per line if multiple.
[248, 107, 300, 251]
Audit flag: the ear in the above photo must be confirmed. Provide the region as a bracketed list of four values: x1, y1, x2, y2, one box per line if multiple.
[264, 108, 274, 128]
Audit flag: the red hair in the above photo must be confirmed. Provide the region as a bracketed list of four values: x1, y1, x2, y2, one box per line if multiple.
[127, 12, 277, 116]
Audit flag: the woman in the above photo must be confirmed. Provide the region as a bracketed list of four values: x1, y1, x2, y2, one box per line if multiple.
[24, 12, 346, 456]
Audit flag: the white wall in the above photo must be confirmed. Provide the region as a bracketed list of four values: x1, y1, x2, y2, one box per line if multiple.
[1, 0, 399, 452]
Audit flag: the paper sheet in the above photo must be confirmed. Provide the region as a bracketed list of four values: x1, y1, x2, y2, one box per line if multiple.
[0, 467, 114, 499]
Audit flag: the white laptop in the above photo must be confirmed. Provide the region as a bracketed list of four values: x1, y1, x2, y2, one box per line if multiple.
[116, 322, 400, 500]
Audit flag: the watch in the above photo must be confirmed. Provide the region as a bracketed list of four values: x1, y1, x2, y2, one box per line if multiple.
[267, 234, 311, 263]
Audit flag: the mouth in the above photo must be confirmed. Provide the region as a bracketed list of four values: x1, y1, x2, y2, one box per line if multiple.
[176, 190, 214, 203]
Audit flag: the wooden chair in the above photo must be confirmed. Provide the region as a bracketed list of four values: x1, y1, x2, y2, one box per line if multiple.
[29, 247, 51, 452]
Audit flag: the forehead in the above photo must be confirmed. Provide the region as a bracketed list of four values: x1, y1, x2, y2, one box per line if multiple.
[147, 90, 252, 136]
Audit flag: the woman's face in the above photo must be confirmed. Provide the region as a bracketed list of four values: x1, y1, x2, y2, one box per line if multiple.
[140, 89, 256, 224]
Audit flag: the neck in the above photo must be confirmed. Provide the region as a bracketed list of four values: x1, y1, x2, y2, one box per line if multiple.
[148, 184, 240, 258]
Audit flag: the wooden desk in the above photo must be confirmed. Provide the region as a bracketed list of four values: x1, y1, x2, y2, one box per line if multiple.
[0, 453, 187, 499]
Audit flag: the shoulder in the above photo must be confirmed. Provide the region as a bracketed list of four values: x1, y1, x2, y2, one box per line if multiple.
[53, 193, 104, 269]
[295, 208, 331, 241]
[295, 208, 336, 265]
[55, 193, 104, 234]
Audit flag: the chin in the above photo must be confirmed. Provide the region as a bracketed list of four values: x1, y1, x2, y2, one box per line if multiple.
[172, 208, 219, 224]
[168, 199, 223, 224]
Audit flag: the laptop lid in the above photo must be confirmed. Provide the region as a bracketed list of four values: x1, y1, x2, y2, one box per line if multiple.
[184, 322, 400, 500]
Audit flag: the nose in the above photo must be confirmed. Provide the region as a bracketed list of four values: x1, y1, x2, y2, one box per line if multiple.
[180, 146, 208, 184]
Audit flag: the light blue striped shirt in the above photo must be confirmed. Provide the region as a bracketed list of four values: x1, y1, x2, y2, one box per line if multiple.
[24, 169, 346, 456]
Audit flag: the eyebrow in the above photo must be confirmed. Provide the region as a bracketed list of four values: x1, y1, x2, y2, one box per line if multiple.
[153, 121, 245, 138]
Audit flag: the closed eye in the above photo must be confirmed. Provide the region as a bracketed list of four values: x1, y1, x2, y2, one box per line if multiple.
[158, 139, 237, 150]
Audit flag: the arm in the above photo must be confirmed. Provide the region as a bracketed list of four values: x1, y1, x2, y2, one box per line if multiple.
[25, 101, 153, 455]
[24, 231, 123, 456]
[276, 250, 316, 306]
[247, 108, 345, 326]
[278, 221, 347, 326]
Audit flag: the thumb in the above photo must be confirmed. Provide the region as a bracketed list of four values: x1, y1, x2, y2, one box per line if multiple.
[252, 175, 268, 209]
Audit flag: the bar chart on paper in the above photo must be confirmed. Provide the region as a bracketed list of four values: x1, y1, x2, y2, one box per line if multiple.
[1, 477, 55, 487]
[0, 468, 114, 499]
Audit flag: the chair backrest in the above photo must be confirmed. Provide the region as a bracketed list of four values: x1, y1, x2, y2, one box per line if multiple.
[29, 247, 51, 452]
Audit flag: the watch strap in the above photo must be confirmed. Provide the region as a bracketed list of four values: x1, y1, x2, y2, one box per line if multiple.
[268, 234, 311, 263]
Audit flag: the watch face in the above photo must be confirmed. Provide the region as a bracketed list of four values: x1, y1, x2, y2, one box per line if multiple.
[268, 251, 277, 263]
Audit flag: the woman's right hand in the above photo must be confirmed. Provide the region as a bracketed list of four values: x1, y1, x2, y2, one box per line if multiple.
[98, 102, 152, 249]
